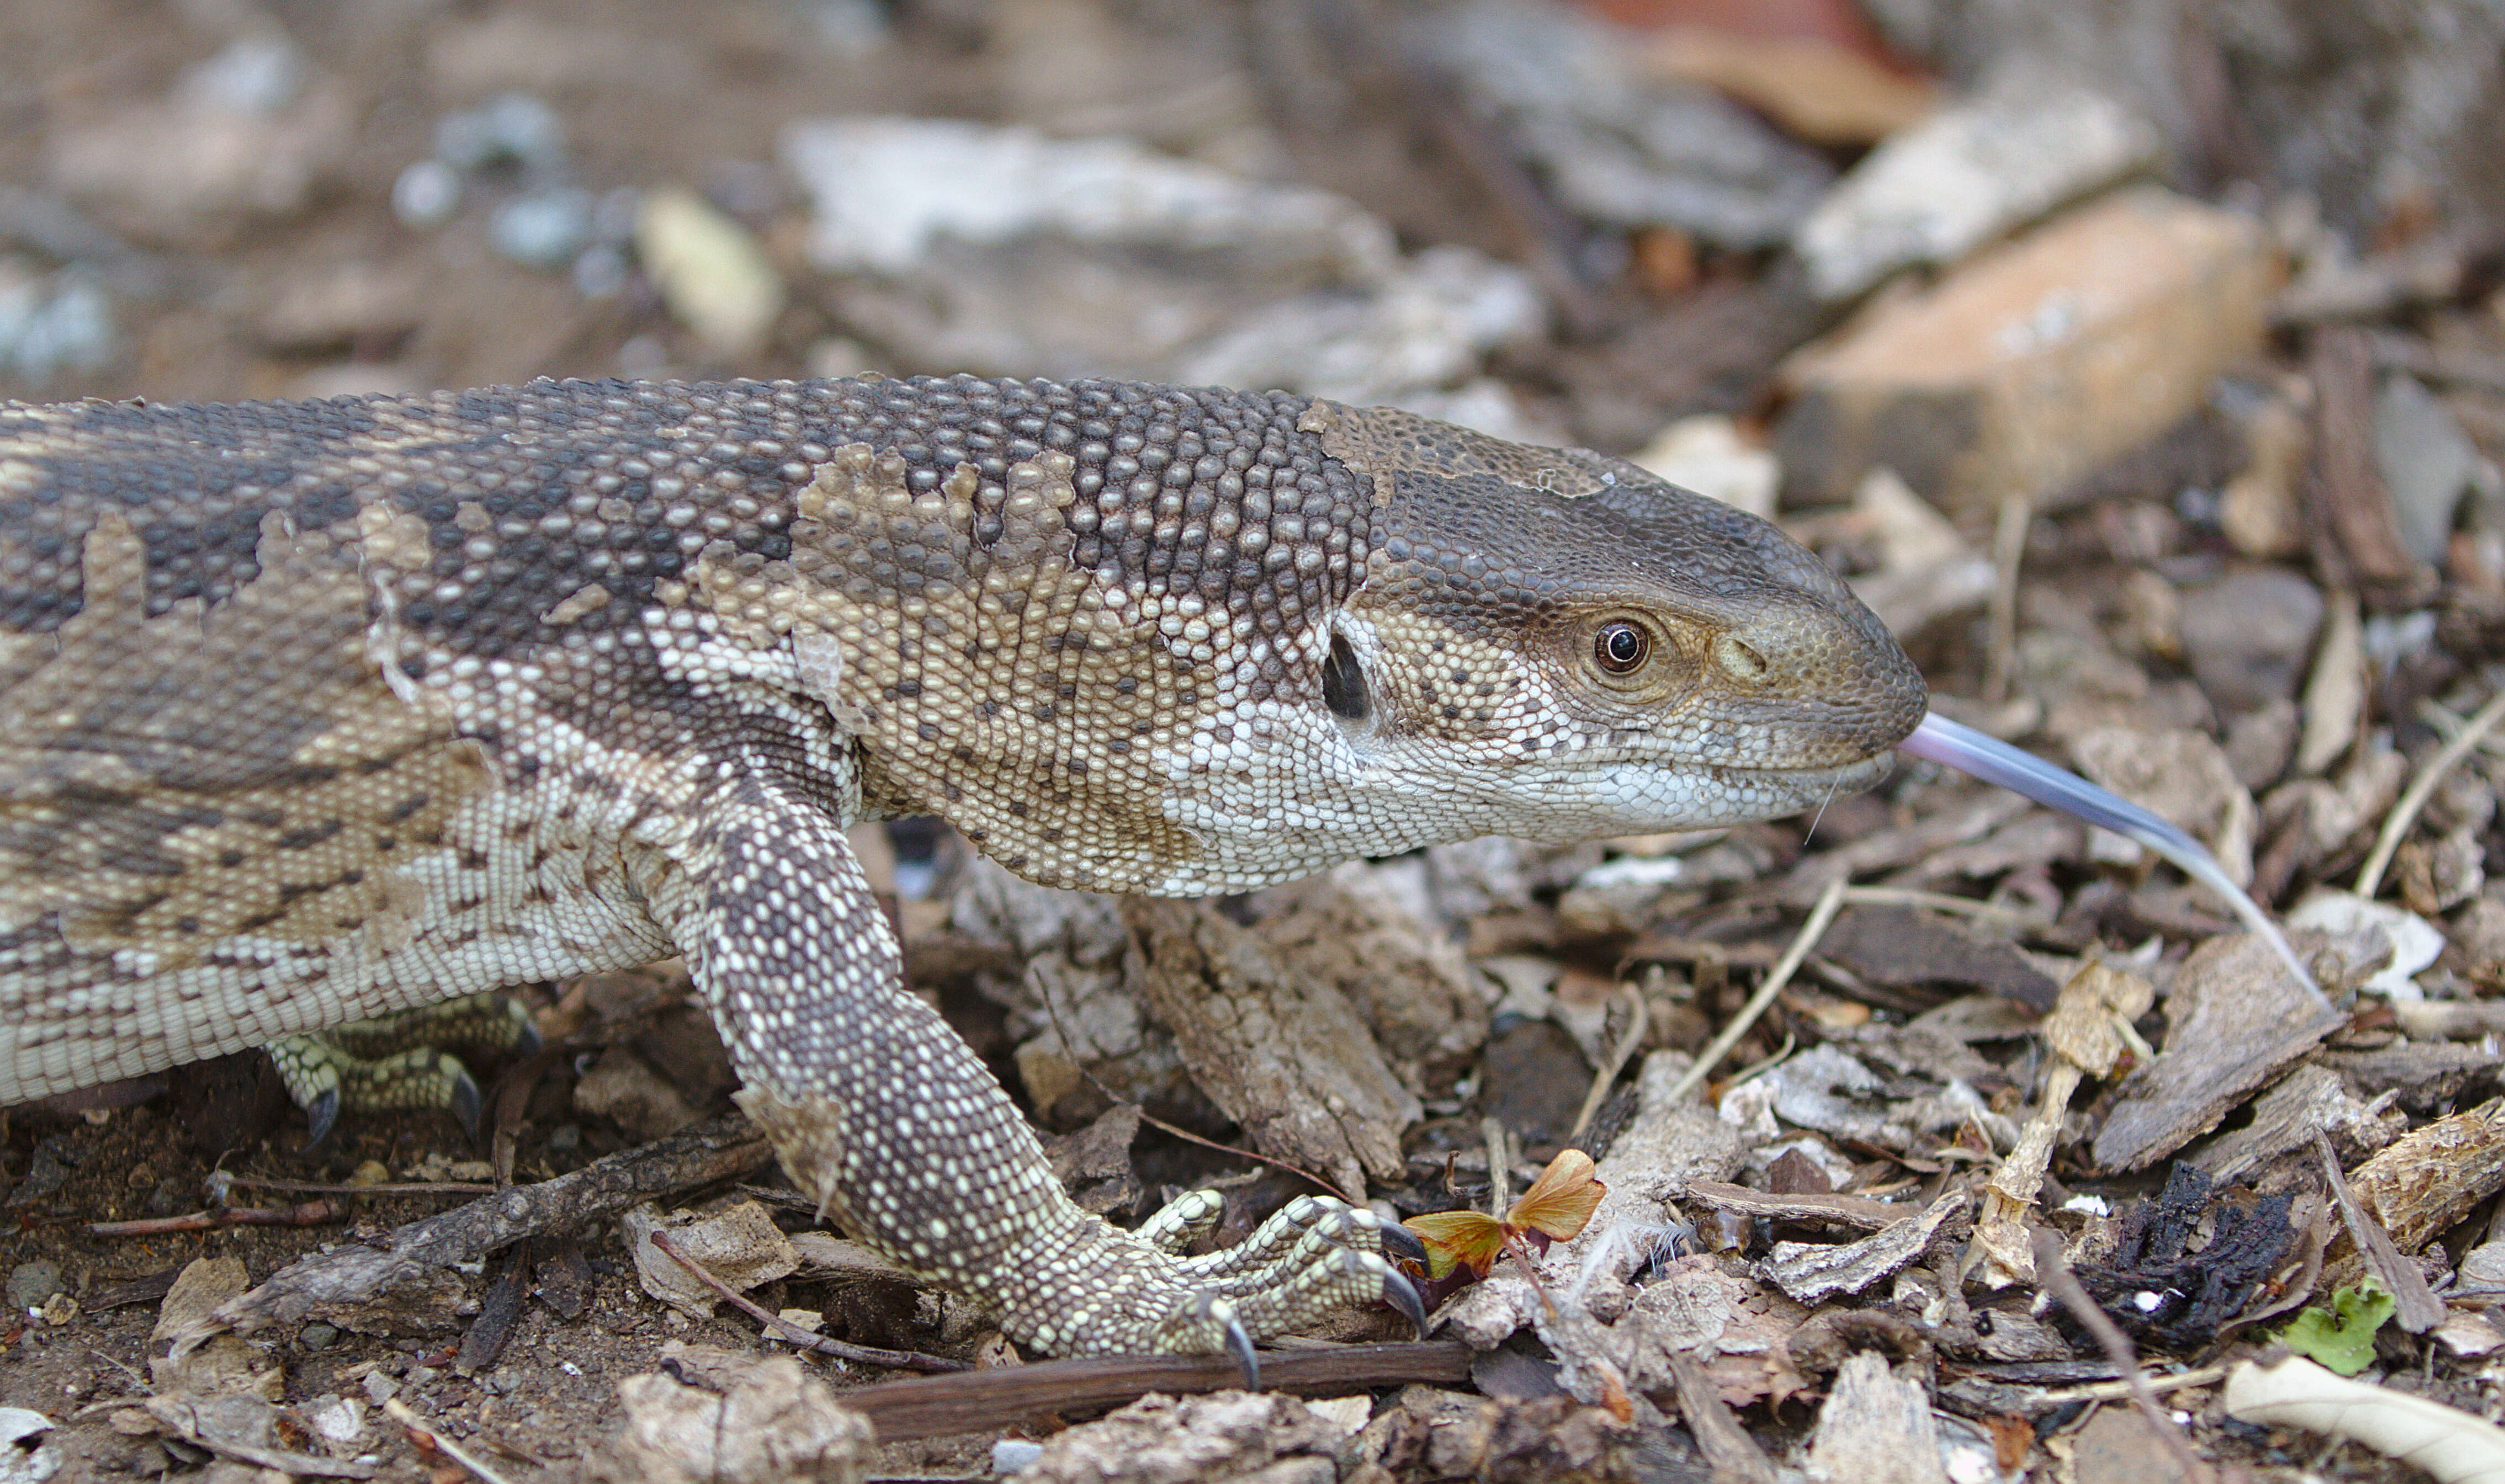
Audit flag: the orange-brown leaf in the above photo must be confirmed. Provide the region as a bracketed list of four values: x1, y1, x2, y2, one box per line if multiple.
[1506, 1148, 1606, 1243]
[1404, 1209, 1507, 1280]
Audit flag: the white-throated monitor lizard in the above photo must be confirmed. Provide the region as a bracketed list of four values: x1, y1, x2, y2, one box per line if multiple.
[0, 374, 1925, 1363]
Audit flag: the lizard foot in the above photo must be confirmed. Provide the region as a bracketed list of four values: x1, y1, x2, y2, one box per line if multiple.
[1167, 1192, 1429, 1279]
[268, 992, 540, 1145]
[1007, 1187, 1430, 1372]
[1111, 1189, 1430, 1331]
[1007, 1215, 1427, 1387]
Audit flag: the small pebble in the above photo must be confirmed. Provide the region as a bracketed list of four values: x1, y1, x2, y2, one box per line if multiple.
[303, 1394, 364, 1445]
[392, 159, 462, 228]
[6, 1259, 65, 1312]
[178, 33, 304, 115]
[0, 274, 115, 384]
[572, 243, 629, 299]
[435, 92, 567, 174]
[490, 188, 593, 269]
[592, 187, 644, 245]
[299, 1321, 341, 1351]
[991, 1438, 1044, 1473]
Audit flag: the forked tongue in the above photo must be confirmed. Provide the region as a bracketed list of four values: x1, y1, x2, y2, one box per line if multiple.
[1897, 711, 2329, 1014]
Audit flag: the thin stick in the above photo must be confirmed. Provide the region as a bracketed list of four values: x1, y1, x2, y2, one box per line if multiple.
[646, 1230, 968, 1374]
[1501, 1228, 1559, 1320]
[216, 1176, 495, 1198]
[1482, 1116, 1512, 1218]
[1568, 983, 1650, 1140]
[384, 1396, 517, 1484]
[2354, 684, 2505, 900]
[2035, 1363, 2231, 1405]
[87, 1199, 350, 1237]
[1838, 885, 2051, 928]
[1667, 876, 1848, 1104]
[1983, 489, 2031, 704]
[2419, 697, 2505, 760]
[843, 1339, 1472, 1442]
[2032, 1228, 2215, 1483]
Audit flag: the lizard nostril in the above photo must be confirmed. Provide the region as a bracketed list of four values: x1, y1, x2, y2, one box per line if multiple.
[1716, 634, 1771, 684]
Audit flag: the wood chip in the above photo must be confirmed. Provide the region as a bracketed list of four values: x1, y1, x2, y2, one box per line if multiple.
[1763, 1186, 1970, 1304]
[2189, 1065, 2394, 1184]
[2092, 935, 2346, 1173]
[1122, 898, 1418, 1199]
[1684, 1179, 1911, 1232]
[2306, 327, 2428, 592]
[1819, 906, 2059, 1010]
[1806, 1350, 1951, 1484]
[2348, 1097, 2505, 1252]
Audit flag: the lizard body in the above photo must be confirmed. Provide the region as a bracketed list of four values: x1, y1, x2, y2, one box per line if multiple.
[0, 374, 1924, 1355]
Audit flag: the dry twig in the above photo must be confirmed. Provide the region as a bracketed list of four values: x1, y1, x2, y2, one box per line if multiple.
[1667, 876, 1848, 1103]
[2354, 683, 2505, 900]
[646, 1229, 968, 1374]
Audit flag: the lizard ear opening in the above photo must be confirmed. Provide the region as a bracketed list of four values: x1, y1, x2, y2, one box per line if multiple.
[1322, 632, 1370, 725]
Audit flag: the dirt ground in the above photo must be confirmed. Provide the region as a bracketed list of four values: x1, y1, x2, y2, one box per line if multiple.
[7, 1, 2505, 1482]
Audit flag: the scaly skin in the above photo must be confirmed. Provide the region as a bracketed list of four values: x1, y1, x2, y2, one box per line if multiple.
[0, 375, 1925, 1356]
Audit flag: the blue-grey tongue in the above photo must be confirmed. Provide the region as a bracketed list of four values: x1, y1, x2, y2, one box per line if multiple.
[1897, 711, 2328, 1013]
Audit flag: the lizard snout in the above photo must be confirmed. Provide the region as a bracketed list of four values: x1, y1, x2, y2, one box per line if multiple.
[1705, 592, 1929, 765]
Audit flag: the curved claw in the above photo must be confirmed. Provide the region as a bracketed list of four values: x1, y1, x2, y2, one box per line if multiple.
[1381, 1265, 1429, 1341]
[1224, 1311, 1261, 1391]
[447, 1068, 484, 1141]
[304, 1088, 341, 1149]
[1377, 1220, 1427, 1265]
[512, 1017, 544, 1056]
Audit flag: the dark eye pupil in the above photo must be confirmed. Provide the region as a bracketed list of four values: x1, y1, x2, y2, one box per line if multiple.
[1598, 624, 1647, 671]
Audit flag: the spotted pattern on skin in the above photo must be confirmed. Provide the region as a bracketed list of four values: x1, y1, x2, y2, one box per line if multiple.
[0, 374, 1925, 1357]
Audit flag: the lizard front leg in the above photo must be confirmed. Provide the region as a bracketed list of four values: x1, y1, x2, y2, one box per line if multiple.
[650, 774, 1419, 1365]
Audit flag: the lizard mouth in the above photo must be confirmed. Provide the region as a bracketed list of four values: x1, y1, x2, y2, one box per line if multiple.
[1723, 749, 1898, 803]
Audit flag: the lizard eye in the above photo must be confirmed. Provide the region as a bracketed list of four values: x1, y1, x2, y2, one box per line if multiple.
[1593, 621, 1650, 675]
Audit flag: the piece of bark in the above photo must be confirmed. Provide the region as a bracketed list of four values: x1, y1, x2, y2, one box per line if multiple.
[2316, 1132, 2444, 1334]
[2062, 1406, 2199, 1484]
[212, 1116, 771, 1338]
[2190, 1065, 2395, 1184]
[1805, 1350, 1951, 1484]
[1248, 863, 1490, 1094]
[625, 1199, 801, 1320]
[2307, 327, 2426, 591]
[2318, 1041, 2505, 1113]
[578, 1348, 871, 1484]
[2390, 999, 2505, 1039]
[2348, 1097, 2505, 1252]
[2092, 935, 2346, 1172]
[1684, 1180, 1910, 1232]
[1660, 1348, 1777, 1484]
[1779, 791, 2032, 906]
[1819, 906, 2058, 1010]
[1005, 1390, 1354, 1484]
[1763, 1187, 1970, 1305]
[1123, 898, 1419, 1199]
[1039, 1101, 1145, 1216]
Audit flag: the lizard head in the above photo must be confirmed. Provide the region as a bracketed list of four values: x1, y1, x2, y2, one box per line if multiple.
[1310, 403, 1927, 843]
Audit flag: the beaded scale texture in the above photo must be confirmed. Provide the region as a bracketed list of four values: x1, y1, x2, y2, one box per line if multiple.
[0, 374, 1925, 1356]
